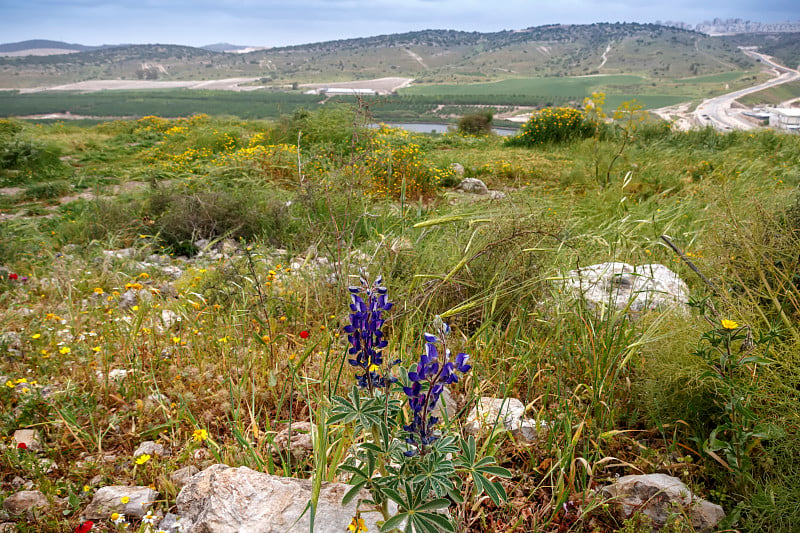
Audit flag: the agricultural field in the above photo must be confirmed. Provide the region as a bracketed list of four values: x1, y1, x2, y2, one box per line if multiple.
[737, 80, 800, 106]
[1, 106, 800, 532]
[0, 66, 762, 125]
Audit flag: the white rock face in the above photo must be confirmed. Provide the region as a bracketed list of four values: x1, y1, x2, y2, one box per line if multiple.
[565, 262, 688, 313]
[84, 486, 159, 519]
[464, 397, 544, 441]
[601, 473, 725, 531]
[176, 464, 389, 533]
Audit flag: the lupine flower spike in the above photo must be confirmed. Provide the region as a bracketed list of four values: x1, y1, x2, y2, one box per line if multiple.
[403, 317, 471, 456]
[344, 275, 398, 393]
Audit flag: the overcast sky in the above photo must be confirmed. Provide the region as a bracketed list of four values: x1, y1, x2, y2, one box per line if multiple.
[1, 0, 797, 47]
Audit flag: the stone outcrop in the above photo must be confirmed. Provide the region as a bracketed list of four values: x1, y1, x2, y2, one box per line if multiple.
[464, 397, 546, 442]
[565, 262, 688, 313]
[601, 473, 725, 531]
[176, 464, 389, 533]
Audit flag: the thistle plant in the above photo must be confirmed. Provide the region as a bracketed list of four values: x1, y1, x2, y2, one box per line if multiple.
[330, 277, 510, 532]
[691, 297, 782, 488]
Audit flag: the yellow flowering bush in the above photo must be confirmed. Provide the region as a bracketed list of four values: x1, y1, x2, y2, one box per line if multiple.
[506, 106, 595, 147]
[362, 125, 454, 198]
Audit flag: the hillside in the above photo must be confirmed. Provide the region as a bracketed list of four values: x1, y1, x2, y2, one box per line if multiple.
[0, 39, 98, 54]
[0, 23, 756, 88]
[723, 32, 800, 69]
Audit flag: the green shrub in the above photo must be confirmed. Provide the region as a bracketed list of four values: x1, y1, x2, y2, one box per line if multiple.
[457, 111, 493, 136]
[0, 138, 71, 184]
[145, 186, 292, 253]
[505, 107, 595, 147]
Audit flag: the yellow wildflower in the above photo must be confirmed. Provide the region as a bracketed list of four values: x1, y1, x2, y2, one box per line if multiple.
[135, 454, 151, 465]
[721, 320, 739, 330]
[59, 346, 71, 355]
[348, 516, 368, 532]
[192, 429, 209, 442]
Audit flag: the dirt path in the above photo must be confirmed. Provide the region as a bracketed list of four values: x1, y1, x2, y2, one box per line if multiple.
[404, 48, 428, 70]
[598, 44, 611, 69]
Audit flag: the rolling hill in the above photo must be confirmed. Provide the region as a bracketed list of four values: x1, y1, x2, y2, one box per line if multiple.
[0, 23, 758, 88]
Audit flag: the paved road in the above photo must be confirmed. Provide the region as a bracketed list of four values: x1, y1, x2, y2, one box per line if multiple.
[693, 49, 800, 131]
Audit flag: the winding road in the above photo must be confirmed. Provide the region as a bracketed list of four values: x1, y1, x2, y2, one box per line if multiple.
[692, 48, 800, 131]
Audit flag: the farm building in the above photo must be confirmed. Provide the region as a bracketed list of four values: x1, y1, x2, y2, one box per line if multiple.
[769, 108, 800, 131]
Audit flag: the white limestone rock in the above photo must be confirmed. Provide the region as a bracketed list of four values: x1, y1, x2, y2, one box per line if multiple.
[84, 486, 158, 519]
[601, 473, 724, 531]
[565, 262, 689, 313]
[176, 464, 391, 533]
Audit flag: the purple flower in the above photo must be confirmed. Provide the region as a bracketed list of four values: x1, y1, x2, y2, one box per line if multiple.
[403, 320, 471, 456]
[344, 275, 396, 393]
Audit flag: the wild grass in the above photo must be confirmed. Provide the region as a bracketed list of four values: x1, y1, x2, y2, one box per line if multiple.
[0, 108, 799, 532]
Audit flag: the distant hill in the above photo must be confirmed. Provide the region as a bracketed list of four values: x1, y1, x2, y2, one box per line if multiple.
[201, 43, 250, 52]
[0, 23, 761, 88]
[0, 39, 98, 53]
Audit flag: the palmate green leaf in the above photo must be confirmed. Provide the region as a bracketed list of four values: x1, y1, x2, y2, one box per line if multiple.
[416, 498, 452, 512]
[341, 479, 368, 506]
[413, 511, 456, 533]
[380, 512, 408, 532]
[338, 464, 368, 479]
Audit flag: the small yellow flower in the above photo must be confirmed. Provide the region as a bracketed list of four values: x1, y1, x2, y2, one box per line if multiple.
[120, 496, 130, 504]
[192, 429, 209, 442]
[59, 346, 71, 355]
[348, 516, 368, 532]
[172, 337, 181, 344]
[261, 335, 270, 343]
[83, 485, 91, 492]
[94, 287, 104, 295]
[132, 306, 139, 311]
[139, 273, 150, 279]
[721, 319, 739, 330]
[135, 453, 151, 465]
[31, 333, 41, 339]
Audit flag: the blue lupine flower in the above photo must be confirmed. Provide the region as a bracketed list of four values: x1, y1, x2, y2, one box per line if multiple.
[403, 321, 471, 456]
[344, 275, 397, 393]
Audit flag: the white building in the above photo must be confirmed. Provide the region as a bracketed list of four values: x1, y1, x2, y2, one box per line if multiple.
[769, 108, 800, 131]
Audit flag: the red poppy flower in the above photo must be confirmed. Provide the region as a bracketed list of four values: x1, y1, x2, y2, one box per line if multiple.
[299, 330, 309, 339]
[8, 273, 18, 280]
[16, 442, 27, 450]
[75, 521, 94, 533]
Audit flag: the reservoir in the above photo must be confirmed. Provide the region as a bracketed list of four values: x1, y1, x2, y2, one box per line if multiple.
[373, 122, 518, 136]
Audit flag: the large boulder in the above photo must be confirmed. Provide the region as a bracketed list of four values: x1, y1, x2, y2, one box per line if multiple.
[565, 262, 688, 313]
[601, 473, 724, 531]
[176, 464, 390, 533]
